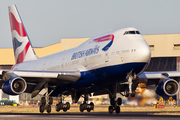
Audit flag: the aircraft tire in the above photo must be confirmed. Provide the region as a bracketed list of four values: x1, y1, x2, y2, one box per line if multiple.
[110, 98, 115, 106]
[108, 106, 113, 114]
[66, 102, 70, 110]
[87, 108, 91, 112]
[63, 108, 67, 112]
[90, 102, 94, 110]
[47, 105, 51, 113]
[56, 104, 60, 112]
[59, 102, 63, 109]
[40, 105, 44, 113]
[41, 97, 46, 105]
[80, 104, 84, 112]
[49, 97, 53, 105]
[83, 103, 87, 109]
[117, 98, 122, 106]
[115, 106, 120, 114]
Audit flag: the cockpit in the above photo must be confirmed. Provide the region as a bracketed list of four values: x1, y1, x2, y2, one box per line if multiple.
[123, 31, 141, 35]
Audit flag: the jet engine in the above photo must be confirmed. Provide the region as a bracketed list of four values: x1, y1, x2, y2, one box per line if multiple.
[155, 79, 179, 97]
[2, 77, 27, 95]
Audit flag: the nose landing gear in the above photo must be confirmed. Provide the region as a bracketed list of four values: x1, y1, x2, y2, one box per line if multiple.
[124, 72, 137, 98]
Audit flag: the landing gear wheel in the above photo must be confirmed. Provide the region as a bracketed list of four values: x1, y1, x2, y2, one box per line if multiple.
[66, 102, 70, 110]
[40, 105, 44, 113]
[108, 106, 113, 114]
[59, 102, 63, 109]
[39, 83, 55, 114]
[115, 106, 120, 114]
[47, 105, 51, 113]
[117, 98, 122, 106]
[130, 91, 136, 97]
[49, 97, 53, 105]
[41, 97, 46, 105]
[110, 98, 115, 106]
[87, 108, 91, 112]
[90, 102, 94, 110]
[80, 104, 84, 112]
[63, 108, 67, 112]
[56, 104, 60, 112]
[83, 103, 87, 109]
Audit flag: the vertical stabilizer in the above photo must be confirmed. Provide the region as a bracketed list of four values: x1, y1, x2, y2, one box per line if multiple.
[8, 4, 38, 64]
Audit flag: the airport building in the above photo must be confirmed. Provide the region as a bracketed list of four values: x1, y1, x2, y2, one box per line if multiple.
[1, 33, 180, 105]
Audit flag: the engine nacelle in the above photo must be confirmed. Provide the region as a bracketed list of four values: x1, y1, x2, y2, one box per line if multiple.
[155, 79, 179, 97]
[2, 77, 27, 95]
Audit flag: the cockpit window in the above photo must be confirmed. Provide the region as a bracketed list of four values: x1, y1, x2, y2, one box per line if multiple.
[124, 31, 141, 35]
[135, 31, 141, 34]
[129, 31, 136, 34]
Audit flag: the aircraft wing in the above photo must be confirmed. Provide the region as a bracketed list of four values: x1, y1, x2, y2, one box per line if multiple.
[94, 71, 180, 97]
[0, 69, 81, 93]
[139, 71, 180, 79]
[0, 69, 80, 84]
[138, 71, 180, 86]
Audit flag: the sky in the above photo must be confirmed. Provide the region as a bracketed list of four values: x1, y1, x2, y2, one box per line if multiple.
[1, 0, 180, 48]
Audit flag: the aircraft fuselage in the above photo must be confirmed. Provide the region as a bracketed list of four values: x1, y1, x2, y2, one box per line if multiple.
[12, 27, 151, 95]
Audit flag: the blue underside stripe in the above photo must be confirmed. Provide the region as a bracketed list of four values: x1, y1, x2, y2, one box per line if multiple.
[51, 62, 148, 96]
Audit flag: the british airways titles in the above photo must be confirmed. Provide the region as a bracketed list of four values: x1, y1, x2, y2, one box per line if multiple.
[71, 45, 100, 60]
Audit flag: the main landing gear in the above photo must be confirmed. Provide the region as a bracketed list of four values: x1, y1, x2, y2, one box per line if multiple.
[107, 72, 137, 114]
[79, 94, 94, 112]
[108, 97, 122, 114]
[39, 83, 54, 113]
[56, 96, 70, 112]
[107, 87, 122, 114]
[39, 96, 53, 113]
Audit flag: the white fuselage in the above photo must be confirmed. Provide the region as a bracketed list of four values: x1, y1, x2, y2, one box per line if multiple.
[12, 27, 151, 76]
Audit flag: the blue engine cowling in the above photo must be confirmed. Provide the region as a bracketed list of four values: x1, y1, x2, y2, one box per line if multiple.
[155, 79, 179, 97]
[2, 77, 27, 95]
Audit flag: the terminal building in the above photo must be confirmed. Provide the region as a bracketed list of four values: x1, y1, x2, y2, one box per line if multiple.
[1, 33, 180, 105]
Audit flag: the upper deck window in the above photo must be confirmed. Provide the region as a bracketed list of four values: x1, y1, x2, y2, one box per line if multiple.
[124, 31, 141, 35]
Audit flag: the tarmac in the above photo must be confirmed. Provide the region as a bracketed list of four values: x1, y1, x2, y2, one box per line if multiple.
[0, 112, 180, 120]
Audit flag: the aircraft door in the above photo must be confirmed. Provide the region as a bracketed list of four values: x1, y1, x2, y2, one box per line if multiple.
[105, 52, 109, 66]
[61, 58, 65, 70]
[83, 57, 88, 67]
[105, 52, 109, 62]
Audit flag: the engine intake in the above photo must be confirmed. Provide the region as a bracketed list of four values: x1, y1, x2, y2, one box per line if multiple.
[2, 77, 27, 95]
[155, 79, 179, 97]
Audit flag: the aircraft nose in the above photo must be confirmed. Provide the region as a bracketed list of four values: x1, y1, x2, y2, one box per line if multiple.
[137, 42, 151, 63]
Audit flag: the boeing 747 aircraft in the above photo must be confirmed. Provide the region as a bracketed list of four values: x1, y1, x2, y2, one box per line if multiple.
[0, 4, 179, 114]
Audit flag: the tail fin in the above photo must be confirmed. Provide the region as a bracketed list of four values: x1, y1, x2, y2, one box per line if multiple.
[8, 4, 38, 64]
